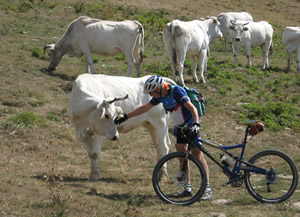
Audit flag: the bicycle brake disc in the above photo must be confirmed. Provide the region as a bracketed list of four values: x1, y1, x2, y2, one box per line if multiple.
[265, 168, 279, 184]
[173, 171, 187, 187]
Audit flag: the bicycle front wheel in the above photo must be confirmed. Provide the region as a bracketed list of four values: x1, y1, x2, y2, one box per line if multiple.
[244, 149, 298, 203]
[152, 152, 207, 206]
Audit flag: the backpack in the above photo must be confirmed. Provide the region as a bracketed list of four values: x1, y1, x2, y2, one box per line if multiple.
[170, 85, 206, 116]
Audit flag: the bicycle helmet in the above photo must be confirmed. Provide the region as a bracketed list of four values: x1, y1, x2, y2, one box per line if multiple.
[144, 75, 163, 94]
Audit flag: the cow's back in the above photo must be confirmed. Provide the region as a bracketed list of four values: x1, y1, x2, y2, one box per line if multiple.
[248, 21, 273, 40]
[282, 27, 300, 45]
[73, 18, 140, 56]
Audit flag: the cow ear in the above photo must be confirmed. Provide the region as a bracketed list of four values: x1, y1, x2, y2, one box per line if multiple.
[243, 27, 248, 31]
[213, 18, 217, 24]
[115, 106, 123, 115]
[99, 107, 105, 119]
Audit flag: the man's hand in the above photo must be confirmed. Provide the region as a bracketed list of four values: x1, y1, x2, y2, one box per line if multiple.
[191, 122, 200, 135]
[114, 113, 128, 125]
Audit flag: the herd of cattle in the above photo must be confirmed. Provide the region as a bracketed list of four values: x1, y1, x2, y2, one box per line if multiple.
[43, 12, 299, 181]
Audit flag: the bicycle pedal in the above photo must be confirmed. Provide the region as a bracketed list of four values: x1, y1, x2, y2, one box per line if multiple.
[223, 181, 231, 186]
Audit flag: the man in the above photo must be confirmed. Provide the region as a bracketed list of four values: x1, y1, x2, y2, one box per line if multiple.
[114, 75, 212, 200]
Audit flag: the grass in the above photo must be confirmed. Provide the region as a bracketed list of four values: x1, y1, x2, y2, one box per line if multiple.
[0, 0, 299, 217]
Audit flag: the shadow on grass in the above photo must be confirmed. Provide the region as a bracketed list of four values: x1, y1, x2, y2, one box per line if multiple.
[39, 68, 76, 81]
[32, 174, 127, 184]
[86, 188, 157, 206]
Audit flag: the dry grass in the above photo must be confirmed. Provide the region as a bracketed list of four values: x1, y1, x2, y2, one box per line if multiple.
[0, 0, 299, 216]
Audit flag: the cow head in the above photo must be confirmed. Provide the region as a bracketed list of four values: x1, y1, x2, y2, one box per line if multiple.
[43, 44, 63, 71]
[206, 17, 223, 42]
[229, 21, 249, 42]
[89, 95, 128, 141]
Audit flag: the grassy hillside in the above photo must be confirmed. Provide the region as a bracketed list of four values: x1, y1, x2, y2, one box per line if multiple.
[0, 0, 299, 216]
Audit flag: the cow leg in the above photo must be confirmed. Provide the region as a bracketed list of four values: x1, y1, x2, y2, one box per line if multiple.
[189, 56, 198, 83]
[143, 119, 170, 179]
[246, 44, 252, 67]
[232, 44, 238, 64]
[287, 51, 291, 71]
[177, 53, 186, 86]
[198, 49, 207, 83]
[84, 134, 104, 181]
[261, 43, 269, 70]
[84, 53, 96, 74]
[297, 48, 300, 73]
[124, 53, 135, 77]
[224, 35, 228, 52]
[171, 63, 177, 83]
[132, 40, 143, 78]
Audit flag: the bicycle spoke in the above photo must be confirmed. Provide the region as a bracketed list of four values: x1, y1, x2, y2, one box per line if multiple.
[244, 150, 298, 203]
[153, 152, 207, 205]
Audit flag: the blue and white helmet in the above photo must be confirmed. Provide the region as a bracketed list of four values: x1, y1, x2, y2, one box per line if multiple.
[144, 75, 163, 94]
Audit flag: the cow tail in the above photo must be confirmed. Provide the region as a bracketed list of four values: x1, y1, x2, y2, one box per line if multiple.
[269, 42, 273, 56]
[133, 20, 144, 64]
[170, 23, 179, 71]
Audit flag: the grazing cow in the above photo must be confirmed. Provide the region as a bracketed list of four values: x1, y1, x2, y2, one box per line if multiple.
[282, 26, 300, 73]
[229, 20, 273, 69]
[69, 74, 174, 181]
[162, 17, 222, 86]
[217, 12, 253, 52]
[44, 16, 144, 76]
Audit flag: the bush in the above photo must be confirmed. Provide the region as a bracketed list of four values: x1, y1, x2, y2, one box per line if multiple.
[8, 111, 46, 129]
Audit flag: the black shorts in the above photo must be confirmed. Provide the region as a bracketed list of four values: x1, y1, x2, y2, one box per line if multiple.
[175, 126, 189, 144]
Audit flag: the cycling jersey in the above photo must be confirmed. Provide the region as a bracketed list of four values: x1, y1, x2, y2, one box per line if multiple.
[150, 84, 195, 126]
[150, 84, 202, 144]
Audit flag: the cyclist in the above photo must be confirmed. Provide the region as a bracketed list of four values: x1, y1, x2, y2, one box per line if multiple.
[114, 75, 212, 200]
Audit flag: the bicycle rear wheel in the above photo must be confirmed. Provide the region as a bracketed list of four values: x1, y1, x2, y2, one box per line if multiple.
[244, 149, 298, 203]
[152, 152, 207, 206]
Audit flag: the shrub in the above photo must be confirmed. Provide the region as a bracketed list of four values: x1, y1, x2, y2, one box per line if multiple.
[8, 111, 46, 129]
[241, 102, 299, 130]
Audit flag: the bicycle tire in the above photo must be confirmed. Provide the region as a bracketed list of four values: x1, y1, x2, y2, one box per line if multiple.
[244, 149, 298, 203]
[152, 152, 207, 206]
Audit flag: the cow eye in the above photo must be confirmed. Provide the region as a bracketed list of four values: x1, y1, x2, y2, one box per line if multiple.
[105, 114, 109, 119]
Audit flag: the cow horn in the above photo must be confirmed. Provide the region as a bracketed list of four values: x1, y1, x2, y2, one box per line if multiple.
[230, 20, 236, 25]
[106, 94, 129, 104]
[243, 22, 249, 26]
[115, 94, 129, 102]
[43, 44, 54, 55]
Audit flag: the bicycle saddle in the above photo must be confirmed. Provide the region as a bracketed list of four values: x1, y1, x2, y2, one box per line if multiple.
[237, 120, 260, 126]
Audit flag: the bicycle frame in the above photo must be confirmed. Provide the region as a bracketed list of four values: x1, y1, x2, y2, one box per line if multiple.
[187, 125, 268, 181]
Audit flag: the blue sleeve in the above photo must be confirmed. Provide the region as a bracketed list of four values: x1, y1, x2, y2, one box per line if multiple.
[173, 86, 189, 104]
[150, 97, 161, 106]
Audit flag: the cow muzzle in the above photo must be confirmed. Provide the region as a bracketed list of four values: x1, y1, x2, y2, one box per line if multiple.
[235, 38, 241, 42]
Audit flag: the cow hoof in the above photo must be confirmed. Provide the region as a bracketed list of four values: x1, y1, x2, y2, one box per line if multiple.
[89, 174, 99, 182]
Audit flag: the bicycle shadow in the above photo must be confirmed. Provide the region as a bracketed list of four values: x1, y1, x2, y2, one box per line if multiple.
[86, 188, 157, 206]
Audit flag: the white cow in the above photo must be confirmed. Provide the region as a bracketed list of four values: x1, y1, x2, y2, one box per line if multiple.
[229, 20, 273, 69]
[69, 74, 174, 181]
[282, 26, 300, 73]
[44, 16, 144, 76]
[217, 12, 253, 52]
[162, 17, 223, 86]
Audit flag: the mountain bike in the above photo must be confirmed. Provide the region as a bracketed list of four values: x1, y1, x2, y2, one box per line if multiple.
[152, 120, 298, 206]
